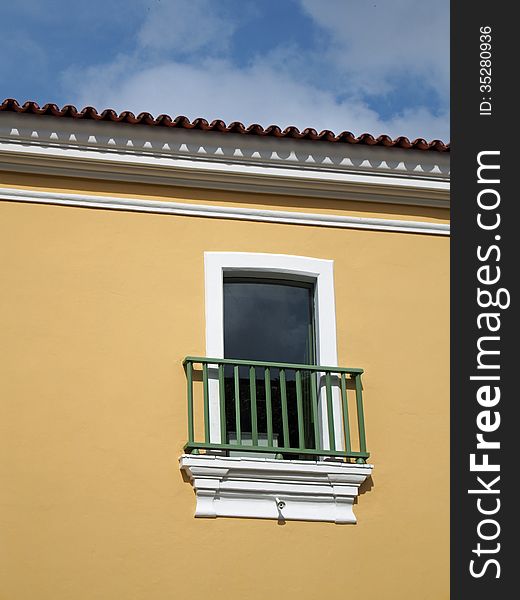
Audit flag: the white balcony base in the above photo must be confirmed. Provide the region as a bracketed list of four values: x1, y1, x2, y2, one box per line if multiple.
[179, 454, 372, 524]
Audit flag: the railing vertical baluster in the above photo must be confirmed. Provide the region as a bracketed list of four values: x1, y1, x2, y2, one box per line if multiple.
[265, 367, 273, 447]
[202, 363, 210, 443]
[354, 374, 367, 456]
[186, 360, 194, 444]
[218, 363, 226, 444]
[340, 373, 352, 454]
[234, 365, 242, 444]
[280, 369, 290, 448]
[250, 366, 258, 445]
[295, 370, 305, 449]
[325, 371, 335, 451]
[183, 357, 367, 460]
[310, 371, 320, 450]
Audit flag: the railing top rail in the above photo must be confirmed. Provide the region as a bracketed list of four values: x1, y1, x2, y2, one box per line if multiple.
[184, 442, 370, 459]
[183, 356, 364, 375]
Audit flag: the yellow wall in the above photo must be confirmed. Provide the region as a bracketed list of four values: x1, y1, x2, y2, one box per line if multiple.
[0, 176, 449, 600]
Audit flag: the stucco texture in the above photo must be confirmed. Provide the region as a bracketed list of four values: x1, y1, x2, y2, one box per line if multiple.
[0, 183, 449, 600]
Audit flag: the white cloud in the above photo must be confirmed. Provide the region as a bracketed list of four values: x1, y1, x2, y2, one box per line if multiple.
[382, 107, 449, 142]
[66, 55, 448, 141]
[62, 0, 449, 141]
[298, 0, 449, 99]
[137, 0, 235, 54]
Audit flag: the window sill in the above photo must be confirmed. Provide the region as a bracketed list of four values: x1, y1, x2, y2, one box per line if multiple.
[179, 454, 373, 524]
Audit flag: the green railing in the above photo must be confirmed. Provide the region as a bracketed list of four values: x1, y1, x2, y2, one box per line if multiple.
[183, 356, 369, 462]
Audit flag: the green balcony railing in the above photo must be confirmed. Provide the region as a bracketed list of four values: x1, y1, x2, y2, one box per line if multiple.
[183, 356, 369, 462]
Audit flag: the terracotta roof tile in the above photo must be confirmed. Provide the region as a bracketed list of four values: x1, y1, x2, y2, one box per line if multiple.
[0, 98, 450, 152]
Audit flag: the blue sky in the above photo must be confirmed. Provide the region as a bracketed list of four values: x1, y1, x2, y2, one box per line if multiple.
[1, 0, 449, 141]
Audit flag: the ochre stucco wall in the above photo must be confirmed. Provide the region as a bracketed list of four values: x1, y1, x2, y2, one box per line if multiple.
[0, 178, 449, 600]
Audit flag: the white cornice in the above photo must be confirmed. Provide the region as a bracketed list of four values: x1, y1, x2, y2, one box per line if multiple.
[0, 187, 450, 235]
[0, 113, 450, 208]
[179, 454, 373, 524]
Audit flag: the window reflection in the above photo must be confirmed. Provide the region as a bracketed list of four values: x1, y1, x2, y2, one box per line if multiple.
[223, 278, 316, 454]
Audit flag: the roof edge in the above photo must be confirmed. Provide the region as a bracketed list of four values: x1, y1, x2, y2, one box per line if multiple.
[0, 98, 450, 152]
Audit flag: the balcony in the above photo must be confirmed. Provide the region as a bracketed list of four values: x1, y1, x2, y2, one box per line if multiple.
[180, 356, 372, 522]
[183, 356, 369, 463]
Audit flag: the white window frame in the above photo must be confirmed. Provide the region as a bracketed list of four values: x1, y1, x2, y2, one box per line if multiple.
[204, 251, 344, 451]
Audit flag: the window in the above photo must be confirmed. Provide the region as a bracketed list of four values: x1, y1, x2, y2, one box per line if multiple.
[223, 276, 316, 456]
[180, 252, 372, 524]
[203, 251, 342, 450]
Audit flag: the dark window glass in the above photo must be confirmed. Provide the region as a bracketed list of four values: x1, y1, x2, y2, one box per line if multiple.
[224, 278, 314, 364]
[223, 278, 316, 454]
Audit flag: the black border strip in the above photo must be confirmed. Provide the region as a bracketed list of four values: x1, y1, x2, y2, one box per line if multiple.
[451, 3, 515, 597]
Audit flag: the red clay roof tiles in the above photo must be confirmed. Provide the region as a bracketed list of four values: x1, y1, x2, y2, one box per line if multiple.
[0, 98, 449, 152]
